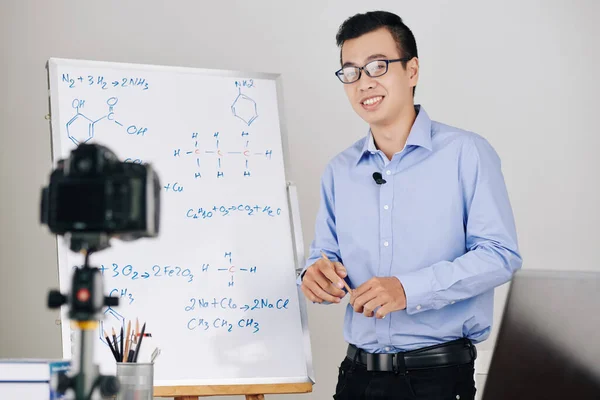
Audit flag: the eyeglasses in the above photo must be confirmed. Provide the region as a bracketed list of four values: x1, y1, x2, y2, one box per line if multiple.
[334, 58, 412, 84]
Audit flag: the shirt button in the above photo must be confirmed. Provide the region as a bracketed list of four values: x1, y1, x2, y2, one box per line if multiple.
[385, 170, 391, 175]
[383, 241, 389, 247]
[416, 305, 422, 311]
[384, 347, 391, 352]
[383, 205, 389, 210]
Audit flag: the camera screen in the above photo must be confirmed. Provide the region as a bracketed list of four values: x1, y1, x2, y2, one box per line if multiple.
[56, 181, 105, 228]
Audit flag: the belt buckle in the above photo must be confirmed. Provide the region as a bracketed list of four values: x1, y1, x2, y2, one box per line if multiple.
[367, 353, 391, 372]
[366, 353, 405, 374]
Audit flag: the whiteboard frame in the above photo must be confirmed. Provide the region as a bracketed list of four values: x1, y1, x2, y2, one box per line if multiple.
[45, 57, 315, 386]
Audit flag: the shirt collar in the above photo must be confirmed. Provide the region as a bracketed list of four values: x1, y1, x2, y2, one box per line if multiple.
[356, 104, 433, 165]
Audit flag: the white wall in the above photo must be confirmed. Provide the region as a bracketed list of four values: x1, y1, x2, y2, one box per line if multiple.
[1, 1, 599, 399]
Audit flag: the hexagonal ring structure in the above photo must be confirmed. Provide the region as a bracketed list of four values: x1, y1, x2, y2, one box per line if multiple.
[231, 93, 258, 126]
[67, 113, 94, 145]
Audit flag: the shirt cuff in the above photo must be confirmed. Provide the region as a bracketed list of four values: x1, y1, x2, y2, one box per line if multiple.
[395, 270, 434, 315]
[296, 266, 309, 286]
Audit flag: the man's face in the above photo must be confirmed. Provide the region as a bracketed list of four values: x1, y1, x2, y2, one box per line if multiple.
[340, 27, 418, 127]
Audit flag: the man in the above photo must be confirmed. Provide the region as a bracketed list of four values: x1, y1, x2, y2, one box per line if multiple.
[298, 11, 522, 400]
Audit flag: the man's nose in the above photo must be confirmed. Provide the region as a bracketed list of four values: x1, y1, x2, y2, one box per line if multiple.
[357, 72, 377, 91]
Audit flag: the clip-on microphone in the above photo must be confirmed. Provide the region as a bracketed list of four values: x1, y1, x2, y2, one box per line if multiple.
[372, 172, 387, 185]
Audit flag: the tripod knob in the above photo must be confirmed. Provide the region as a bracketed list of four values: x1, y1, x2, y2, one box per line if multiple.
[48, 290, 67, 309]
[98, 375, 120, 397]
[105, 296, 119, 307]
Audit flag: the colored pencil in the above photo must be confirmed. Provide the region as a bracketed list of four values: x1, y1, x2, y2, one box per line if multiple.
[123, 320, 131, 362]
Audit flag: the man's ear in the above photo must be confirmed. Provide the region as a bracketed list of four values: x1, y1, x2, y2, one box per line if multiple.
[408, 57, 419, 84]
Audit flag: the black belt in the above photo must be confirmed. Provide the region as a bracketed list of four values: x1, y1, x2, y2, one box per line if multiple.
[346, 338, 477, 373]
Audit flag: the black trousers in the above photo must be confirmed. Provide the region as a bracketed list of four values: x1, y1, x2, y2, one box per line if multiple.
[333, 357, 476, 400]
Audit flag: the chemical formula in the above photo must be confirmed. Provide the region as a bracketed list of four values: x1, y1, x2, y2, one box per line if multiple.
[65, 98, 147, 145]
[172, 79, 273, 179]
[174, 131, 273, 179]
[216, 252, 258, 288]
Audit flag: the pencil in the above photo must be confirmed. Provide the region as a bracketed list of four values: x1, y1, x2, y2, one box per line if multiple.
[104, 330, 119, 362]
[132, 322, 146, 363]
[321, 251, 352, 293]
[119, 326, 124, 361]
[123, 320, 131, 362]
[111, 328, 119, 360]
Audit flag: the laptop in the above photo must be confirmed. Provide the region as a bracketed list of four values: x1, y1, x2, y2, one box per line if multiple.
[483, 269, 600, 399]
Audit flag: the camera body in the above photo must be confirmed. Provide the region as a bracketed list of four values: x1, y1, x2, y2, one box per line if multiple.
[41, 143, 160, 251]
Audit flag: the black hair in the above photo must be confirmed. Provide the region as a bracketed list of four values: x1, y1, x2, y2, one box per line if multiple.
[336, 11, 418, 96]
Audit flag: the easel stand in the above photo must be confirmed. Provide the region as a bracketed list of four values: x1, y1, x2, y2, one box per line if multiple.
[175, 396, 262, 400]
[174, 394, 265, 400]
[175, 395, 262, 400]
[155, 382, 313, 399]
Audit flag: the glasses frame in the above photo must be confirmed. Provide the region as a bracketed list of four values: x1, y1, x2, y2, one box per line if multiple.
[334, 57, 413, 84]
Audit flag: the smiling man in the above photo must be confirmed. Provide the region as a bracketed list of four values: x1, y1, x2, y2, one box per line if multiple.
[298, 11, 522, 400]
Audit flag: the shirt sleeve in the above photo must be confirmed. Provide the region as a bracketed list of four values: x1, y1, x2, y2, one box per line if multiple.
[396, 135, 523, 314]
[296, 163, 342, 286]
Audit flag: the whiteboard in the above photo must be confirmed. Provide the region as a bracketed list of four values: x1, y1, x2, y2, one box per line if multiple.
[46, 58, 313, 387]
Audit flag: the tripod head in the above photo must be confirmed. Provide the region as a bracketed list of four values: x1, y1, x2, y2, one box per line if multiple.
[48, 251, 118, 320]
[48, 250, 120, 400]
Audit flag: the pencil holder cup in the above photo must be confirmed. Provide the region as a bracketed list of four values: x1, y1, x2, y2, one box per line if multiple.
[115, 362, 154, 400]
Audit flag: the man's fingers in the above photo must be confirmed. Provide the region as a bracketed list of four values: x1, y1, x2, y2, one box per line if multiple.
[302, 283, 339, 304]
[375, 303, 394, 319]
[362, 297, 385, 318]
[301, 285, 321, 303]
[312, 273, 346, 298]
[352, 279, 374, 299]
[309, 283, 342, 303]
[352, 289, 378, 313]
[333, 262, 347, 278]
[350, 280, 374, 306]
[320, 261, 346, 289]
[304, 264, 345, 298]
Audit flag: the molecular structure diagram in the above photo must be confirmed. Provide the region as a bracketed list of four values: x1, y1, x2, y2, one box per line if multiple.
[218, 252, 257, 287]
[173, 82, 270, 178]
[65, 97, 147, 146]
[66, 98, 120, 146]
[231, 87, 258, 126]
[98, 307, 124, 348]
[173, 131, 272, 179]
[205, 131, 272, 178]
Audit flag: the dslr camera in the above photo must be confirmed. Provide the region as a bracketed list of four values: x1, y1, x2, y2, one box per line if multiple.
[40, 143, 160, 399]
[41, 143, 160, 252]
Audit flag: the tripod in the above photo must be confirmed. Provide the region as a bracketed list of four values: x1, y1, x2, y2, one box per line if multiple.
[48, 250, 120, 400]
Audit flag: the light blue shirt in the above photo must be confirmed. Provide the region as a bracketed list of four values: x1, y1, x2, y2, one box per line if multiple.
[299, 105, 522, 353]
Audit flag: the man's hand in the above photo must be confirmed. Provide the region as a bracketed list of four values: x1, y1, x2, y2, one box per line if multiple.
[350, 277, 406, 318]
[301, 259, 348, 304]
